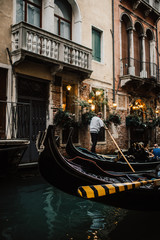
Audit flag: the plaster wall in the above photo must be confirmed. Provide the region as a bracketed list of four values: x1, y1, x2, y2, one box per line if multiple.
[77, 0, 113, 89]
[15, 61, 53, 81]
[0, 0, 13, 64]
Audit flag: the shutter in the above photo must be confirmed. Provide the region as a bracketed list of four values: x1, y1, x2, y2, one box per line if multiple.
[92, 29, 101, 62]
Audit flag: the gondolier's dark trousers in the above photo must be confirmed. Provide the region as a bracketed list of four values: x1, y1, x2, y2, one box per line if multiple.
[91, 132, 98, 153]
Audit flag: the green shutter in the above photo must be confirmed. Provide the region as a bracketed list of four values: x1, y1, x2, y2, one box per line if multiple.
[92, 28, 101, 62]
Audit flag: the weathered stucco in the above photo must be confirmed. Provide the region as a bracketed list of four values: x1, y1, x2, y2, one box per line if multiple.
[77, 0, 113, 89]
[0, 0, 13, 64]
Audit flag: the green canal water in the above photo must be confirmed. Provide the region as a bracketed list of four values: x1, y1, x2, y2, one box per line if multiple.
[0, 174, 160, 240]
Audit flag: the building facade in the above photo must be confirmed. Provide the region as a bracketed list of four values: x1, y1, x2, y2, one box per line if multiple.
[114, 0, 160, 149]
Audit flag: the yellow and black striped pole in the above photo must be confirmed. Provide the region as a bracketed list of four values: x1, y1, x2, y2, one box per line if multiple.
[77, 179, 160, 199]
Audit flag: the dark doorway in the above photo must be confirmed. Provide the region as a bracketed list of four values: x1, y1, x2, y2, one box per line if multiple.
[0, 68, 7, 139]
[130, 127, 152, 145]
[18, 77, 49, 163]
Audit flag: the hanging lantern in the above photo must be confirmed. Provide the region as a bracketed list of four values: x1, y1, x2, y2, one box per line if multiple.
[91, 104, 95, 111]
[155, 109, 159, 114]
[88, 99, 93, 104]
[113, 102, 117, 108]
[66, 85, 72, 91]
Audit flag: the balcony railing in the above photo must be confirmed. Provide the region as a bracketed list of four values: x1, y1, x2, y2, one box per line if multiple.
[0, 101, 30, 140]
[143, 0, 160, 12]
[120, 58, 157, 80]
[11, 22, 92, 74]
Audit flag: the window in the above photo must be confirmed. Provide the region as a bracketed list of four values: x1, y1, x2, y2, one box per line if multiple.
[62, 83, 75, 113]
[54, 0, 72, 40]
[92, 28, 101, 62]
[121, 14, 132, 75]
[16, 0, 42, 28]
[62, 83, 78, 144]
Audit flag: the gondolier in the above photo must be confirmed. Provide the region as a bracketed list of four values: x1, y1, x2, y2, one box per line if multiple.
[90, 112, 105, 153]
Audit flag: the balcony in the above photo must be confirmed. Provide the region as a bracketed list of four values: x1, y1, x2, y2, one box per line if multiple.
[120, 58, 157, 79]
[120, 58, 160, 95]
[122, 0, 160, 22]
[133, 0, 160, 21]
[11, 22, 92, 78]
[143, 0, 160, 12]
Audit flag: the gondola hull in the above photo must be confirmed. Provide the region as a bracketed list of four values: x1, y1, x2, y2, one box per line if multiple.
[0, 141, 29, 175]
[38, 125, 160, 211]
[66, 128, 160, 172]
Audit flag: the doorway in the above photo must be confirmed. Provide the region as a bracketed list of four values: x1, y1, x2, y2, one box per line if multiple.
[18, 76, 49, 162]
[130, 127, 152, 146]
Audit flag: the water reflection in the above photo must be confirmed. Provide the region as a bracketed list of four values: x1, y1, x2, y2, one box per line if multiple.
[42, 182, 127, 240]
[0, 176, 127, 240]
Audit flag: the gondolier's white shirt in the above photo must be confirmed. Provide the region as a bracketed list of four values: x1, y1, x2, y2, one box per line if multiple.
[90, 116, 104, 134]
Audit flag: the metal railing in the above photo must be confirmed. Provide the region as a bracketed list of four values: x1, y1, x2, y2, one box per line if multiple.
[0, 101, 30, 140]
[120, 58, 157, 79]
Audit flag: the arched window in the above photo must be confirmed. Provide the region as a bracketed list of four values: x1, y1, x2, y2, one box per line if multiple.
[16, 0, 42, 27]
[145, 29, 153, 77]
[54, 0, 72, 40]
[134, 22, 144, 76]
[121, 14, 132, 75]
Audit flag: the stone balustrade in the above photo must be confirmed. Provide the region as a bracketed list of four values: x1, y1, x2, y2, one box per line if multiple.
[11, 22, 92, 73]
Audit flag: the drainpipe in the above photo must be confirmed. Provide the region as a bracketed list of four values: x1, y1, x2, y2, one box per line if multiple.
[112, 0, 115, 104]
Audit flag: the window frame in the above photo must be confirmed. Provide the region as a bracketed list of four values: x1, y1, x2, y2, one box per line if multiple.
[54, 13, 72, 40]
[92, 27, 102, 62]
[16, 0, 42, 27]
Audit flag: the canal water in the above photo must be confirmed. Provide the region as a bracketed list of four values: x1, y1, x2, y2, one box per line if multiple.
[0, 174, 160, 240]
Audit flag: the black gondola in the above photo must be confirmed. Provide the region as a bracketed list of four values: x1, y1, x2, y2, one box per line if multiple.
[66, 128, 160, 172]
[0, 140, 29, 175]
[38, 125, 160, 211]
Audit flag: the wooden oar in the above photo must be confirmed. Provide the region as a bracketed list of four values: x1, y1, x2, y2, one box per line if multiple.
[78, 179, 160, 199]
[105, 128, 135, 172]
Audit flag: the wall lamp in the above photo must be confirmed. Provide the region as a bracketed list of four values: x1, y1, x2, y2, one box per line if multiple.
[113, 102, 117, 108]
[66, 85, 72, 91]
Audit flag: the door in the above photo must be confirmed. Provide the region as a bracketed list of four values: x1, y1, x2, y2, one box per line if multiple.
[130, 127, 151, 146]
[18, 77, 49, 162]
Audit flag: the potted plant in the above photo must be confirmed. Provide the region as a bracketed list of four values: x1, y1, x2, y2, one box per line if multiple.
[108, 112, 121, 126]
[54, 108, 77, 128]
[81, 111, 96, 126]
[126, 114, 141, 127]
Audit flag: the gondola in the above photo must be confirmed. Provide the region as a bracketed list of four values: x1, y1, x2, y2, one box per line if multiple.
[66, 127, 160, 172]
[38, 125, 160, 211]
[0, 140, 29, 176]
